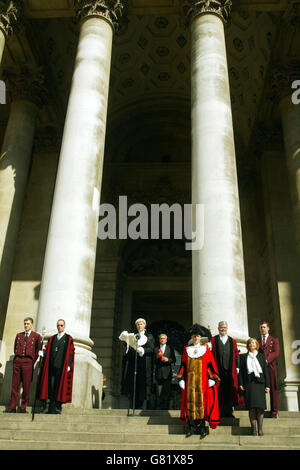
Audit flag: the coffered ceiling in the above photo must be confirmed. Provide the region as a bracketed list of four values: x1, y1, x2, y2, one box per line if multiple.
[0, 1, 293, 161]
[23, 0, 289, 18]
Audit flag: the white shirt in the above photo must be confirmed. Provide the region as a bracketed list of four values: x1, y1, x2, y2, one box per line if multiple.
[160, 344, 166, 354]
[261, 333, 269, 342]
[219, 334, 228, 344]
[24, 330, 32, 337]
[57, 332, 66, 340]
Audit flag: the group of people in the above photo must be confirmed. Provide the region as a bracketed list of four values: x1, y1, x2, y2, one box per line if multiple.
[5, 317, 75, 414]
[120, 318, 280, 438]
[5, 314, 280, 440]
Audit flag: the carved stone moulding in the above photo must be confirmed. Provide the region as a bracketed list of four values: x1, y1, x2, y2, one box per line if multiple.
[269, 60, 300, 103]
[180, 0, 232, 25]
[74, 0, 125, 30]
[3, 65, 47, 108]
[0, 0, 23, 38]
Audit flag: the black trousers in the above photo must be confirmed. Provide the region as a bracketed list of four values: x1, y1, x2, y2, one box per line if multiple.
[48, 366, 62, 406]
[219, 370, 233, 417]
[156, 378, 172, 409]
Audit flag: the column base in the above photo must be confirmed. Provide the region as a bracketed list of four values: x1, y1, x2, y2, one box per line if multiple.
[278, 381, 300, 411]
[67, 346, 103, 409]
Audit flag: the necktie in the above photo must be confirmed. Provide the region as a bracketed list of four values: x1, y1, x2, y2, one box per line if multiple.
[262, 335, 266, 347]
[25, 333, 28, 341]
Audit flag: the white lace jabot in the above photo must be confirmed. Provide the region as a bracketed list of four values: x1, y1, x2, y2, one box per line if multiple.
[186, 343, 207, 359]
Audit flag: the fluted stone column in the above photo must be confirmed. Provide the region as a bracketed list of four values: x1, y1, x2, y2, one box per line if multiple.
[0, 1, 23, 64]
[36, 0, 124, 408]
[181, 0, 248, 346]
[280, 90, 300, 252]
[0, 68, 45, 338]
[264, 2, 300, 409]
[270, 64, 300, 410]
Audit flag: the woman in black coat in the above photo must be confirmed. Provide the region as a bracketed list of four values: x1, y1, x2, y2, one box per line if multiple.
[239, 338, 270, 436]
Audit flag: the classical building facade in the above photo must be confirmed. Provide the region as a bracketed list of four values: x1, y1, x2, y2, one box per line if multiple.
[0, 0, 299, 410]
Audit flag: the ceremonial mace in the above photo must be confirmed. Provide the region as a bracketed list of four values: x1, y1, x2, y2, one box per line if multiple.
[129, 333, 140, 417]
[31, 327, 46, 421]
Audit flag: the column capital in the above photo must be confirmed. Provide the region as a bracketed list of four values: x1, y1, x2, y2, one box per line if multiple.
[3, 66, 48, 108]
[74, 0, 125, 31]
[180, 0, 232, 26]
[0, 0, 23, 39]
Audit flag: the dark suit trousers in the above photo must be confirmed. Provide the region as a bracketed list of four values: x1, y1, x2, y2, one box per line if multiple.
[9, 357, 33, 410]
[218, 370, 233, 417]
[156, 378, 172, 409]
[268, 365, 278, 414]
[49, 366, 63, 404]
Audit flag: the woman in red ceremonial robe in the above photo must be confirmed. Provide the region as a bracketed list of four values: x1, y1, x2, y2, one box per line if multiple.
[177, 324, 220, 438]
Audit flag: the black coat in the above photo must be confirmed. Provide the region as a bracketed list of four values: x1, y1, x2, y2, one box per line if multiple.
[154, 344, 176, 382]
[121, 332, 155, 406]
[239, 352, 270, 410]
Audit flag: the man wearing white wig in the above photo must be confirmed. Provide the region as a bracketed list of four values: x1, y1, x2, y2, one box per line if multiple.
[120, 318, 155, 410]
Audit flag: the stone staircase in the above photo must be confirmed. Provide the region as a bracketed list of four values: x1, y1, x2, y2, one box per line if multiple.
[0, 407, 300, 450]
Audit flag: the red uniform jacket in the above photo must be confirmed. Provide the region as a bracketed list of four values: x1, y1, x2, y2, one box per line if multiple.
[14, 331, 42, 364]
[211, 335, 243, 406]
[258, 335, 279, 388]
[39, 334, 75, 403]
[177, 344, 220, 429]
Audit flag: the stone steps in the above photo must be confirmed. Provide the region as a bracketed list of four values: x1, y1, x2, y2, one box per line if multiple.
[0, 408, 299, 450]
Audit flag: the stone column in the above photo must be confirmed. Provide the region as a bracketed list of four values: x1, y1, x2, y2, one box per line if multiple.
[269, 63, 300, 409]
[0, 68, 46, 338]
[0, 1, 23, 64]
[36, 0, 124, 408]
[280, 91, 300, 250]
[181, 0, 248, 346]
[264, 2, 300, 408]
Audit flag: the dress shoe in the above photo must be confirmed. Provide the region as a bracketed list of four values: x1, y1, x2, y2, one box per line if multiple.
[4, 409, 16, 413]
[271, 414, 278, 419]
[199, 426, 208, 440]
[18, 409, 27, 413]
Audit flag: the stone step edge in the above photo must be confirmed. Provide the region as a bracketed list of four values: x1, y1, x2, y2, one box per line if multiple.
[0, 439, 299, 451]
[1, 430, 300, 441]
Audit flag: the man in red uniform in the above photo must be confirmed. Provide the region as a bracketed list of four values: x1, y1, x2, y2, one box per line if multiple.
[211, 321, 241, 417]
[177, 324, 220, 438]
[39, 319, 75, 414]
[6, 317, 42, 413]
[258, 321, 280, 418]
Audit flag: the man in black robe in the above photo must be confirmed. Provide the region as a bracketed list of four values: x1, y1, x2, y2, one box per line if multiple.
[121, 318, 155, 410]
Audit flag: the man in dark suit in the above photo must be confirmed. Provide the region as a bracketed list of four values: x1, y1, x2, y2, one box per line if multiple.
[258, 321, 280, 418]
[6, 317, 42, 413]
[211, 321, 241, 418]
[154, 333, 176, 410]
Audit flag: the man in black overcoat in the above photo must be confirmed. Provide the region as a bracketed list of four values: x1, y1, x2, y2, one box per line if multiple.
[154, 333, 176, 410]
